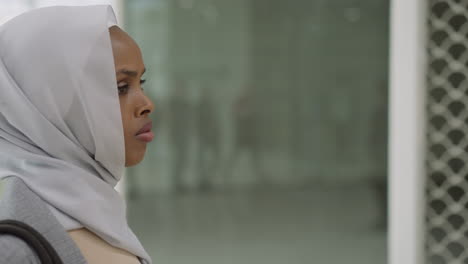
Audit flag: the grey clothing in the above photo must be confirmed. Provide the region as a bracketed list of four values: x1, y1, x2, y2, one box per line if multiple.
[0, 177, 87, 264]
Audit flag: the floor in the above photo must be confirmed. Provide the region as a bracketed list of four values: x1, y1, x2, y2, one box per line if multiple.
[127, 184, 387, 264]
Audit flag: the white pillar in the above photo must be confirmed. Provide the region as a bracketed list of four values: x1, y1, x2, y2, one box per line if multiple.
[389, 1, 427, 264]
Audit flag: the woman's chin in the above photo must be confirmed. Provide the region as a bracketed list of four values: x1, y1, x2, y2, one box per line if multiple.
[124, 150, 146, 167]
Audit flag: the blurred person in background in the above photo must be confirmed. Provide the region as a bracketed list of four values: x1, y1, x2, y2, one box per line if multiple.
[0, 5, 154, 264]
[369, 80, 389, 230]
[224, 84, 265, 184]
[197, 85, 221, 191]
[168, 74, 193, 192]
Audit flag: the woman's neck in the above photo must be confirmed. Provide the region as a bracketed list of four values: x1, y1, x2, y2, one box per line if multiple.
[67, 228, 140, 264]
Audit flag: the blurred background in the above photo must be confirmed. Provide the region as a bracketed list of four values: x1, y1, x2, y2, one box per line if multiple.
[0, 0, 390, 263]
[124, 1, 389, 264]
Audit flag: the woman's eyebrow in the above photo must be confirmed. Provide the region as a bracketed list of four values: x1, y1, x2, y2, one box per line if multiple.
[117, 68, 146, 77]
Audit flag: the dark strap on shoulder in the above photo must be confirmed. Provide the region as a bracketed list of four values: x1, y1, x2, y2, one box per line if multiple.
[0, 219, 64, 264]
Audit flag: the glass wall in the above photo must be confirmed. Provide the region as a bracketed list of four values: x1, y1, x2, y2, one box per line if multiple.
[124, 0, 389, 263]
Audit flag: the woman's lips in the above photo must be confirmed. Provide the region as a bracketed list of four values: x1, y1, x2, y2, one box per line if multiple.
[135, 131, 154, 143]
[135, 121, 154, 143]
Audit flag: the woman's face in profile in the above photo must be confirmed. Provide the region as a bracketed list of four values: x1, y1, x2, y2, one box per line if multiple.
[109, 26, 154, 167]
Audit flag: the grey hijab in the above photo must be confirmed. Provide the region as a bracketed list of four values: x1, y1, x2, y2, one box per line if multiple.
[0, 5, 151, 264]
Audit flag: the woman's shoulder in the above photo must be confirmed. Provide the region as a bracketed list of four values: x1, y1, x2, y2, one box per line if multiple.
[0, 234, 40, 264]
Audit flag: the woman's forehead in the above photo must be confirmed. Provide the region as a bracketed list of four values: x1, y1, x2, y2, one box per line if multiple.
[110, 29, 144, 70]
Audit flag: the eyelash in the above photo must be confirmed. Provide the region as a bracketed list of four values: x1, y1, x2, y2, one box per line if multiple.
[118, 79, 146, 95]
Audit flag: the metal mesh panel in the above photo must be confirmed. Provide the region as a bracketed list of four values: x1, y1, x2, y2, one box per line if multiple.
[427, 1, 468, 263]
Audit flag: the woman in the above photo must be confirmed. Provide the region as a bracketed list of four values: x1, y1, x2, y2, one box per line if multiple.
[0, 5, 154, 264]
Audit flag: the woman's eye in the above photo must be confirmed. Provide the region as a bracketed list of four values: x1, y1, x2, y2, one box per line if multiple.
[118, 85, 129, 95]
[118, 80, 146, 95]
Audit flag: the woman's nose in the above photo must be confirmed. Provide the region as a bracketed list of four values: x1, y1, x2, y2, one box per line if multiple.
[136, 94, 154, 117]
